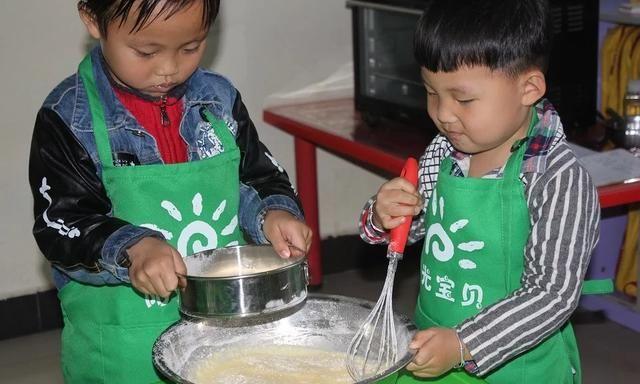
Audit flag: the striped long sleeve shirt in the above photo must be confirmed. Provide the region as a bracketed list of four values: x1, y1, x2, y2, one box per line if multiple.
[358, 100, 600, 376]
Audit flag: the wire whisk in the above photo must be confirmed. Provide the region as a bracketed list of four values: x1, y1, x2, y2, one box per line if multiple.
[346, 158, 419, 382]
[346, 254, 401, 381]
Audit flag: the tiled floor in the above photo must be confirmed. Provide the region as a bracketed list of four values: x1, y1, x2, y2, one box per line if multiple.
[2, 255, 639, 383]
[0, 329, 63, 383]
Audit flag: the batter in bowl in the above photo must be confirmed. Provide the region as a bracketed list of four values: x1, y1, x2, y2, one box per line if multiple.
[186, 345, 357, 384]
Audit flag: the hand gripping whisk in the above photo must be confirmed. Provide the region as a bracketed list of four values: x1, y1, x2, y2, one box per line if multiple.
[346, 157, 419, 381]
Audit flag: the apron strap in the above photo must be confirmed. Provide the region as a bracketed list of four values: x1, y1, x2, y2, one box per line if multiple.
[78, 55, 116, 168]
[503, 108, 539, 181]
[581, 278, 614, 295]
[199, 107, 237, 150]
[503, 138, 529, 181]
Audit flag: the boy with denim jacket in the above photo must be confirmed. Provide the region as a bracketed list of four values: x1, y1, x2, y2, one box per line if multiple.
[359, 1, 606, 383]
[28, 1, 311, 382]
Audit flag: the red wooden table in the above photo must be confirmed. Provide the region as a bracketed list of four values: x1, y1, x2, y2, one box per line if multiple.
[264, 98, 640, 286]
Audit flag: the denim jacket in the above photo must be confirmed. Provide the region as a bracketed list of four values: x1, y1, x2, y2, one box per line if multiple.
[29, 47, 302, 289]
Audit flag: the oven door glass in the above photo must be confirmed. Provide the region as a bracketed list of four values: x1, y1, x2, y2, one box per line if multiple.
[357, 5, 425, 110]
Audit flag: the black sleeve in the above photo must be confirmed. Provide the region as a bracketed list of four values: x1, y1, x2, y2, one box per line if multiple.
[233, 91, 302, 210]
[29, 108, 130, 271]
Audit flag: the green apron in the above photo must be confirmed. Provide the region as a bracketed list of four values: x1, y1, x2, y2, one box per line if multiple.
[394, 117, 611, 384]
[57, 56, 245, 384]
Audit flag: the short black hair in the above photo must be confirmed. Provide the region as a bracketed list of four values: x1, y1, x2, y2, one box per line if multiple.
[414, 0, 551, 76]
[78, 0, 219, 36]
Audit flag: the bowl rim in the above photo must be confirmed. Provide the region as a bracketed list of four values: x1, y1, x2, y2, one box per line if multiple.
[152, 293, 417, 384]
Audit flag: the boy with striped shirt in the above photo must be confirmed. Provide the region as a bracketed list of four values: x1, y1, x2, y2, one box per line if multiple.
[359, 1, 604, 382]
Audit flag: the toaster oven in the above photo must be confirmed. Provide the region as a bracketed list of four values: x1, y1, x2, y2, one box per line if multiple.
[347, 0, 599, 134]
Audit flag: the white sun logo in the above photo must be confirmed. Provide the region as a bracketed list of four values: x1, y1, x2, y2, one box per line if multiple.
[140, 192, 240, 258]
[425, 189, 485, 270]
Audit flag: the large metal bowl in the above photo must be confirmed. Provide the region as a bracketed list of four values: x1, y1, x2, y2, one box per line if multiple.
[179, 245, 308, 318]
[153, 294, 417, 383]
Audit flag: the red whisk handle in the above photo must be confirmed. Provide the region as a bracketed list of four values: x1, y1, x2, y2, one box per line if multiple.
[388, 157, 418, 254]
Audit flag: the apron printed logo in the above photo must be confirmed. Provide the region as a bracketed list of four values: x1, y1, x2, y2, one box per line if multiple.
[421, 265, 432, 291]
[423, 265, 484, 308]
[462, 283, 483, 309]
[145, 294, 169, 308]
[38, 178, 80, 239]
[435, 275, 456, 302]
[140, 193, 240, 259]
[425, 189, 485, 269]
[423, 189, 486, 308]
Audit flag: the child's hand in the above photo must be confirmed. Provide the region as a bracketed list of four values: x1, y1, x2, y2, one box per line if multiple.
[373, 177, 423, 230]
[406, 327, 463, 378]
[262, 210, 312, 258]
[126, 237, 187, 298]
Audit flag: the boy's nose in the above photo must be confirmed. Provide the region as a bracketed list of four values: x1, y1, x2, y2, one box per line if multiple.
[157, 57, 179, 77]
[435, 102, 457, 125]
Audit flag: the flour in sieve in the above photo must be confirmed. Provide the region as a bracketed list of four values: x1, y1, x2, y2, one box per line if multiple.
[199, 263, 274, 277]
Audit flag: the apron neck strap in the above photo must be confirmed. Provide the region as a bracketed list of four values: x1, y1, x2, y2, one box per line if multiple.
[199, 107, 237, 149]
[502, 107, 538, 181]
[78, 55, 115, 168]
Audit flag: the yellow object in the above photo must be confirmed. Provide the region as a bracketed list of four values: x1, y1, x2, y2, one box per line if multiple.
[601, 26, 640, 299]
[601, 25, 640, 115]
[615, 206, 639, 298]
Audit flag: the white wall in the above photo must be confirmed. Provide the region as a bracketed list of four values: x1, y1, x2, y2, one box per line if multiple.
[0, 0, 386, 299]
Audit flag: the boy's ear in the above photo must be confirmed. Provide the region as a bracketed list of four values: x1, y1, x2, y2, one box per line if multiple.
[519, 69, 546, 106]
[79, 7, 102, 40]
